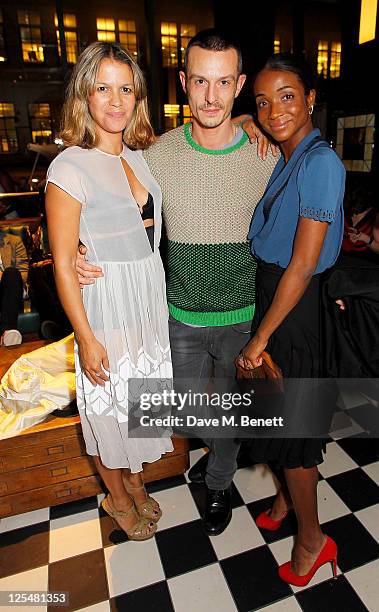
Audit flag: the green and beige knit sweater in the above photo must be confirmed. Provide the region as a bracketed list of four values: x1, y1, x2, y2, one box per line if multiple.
[144, 123, 277, 326]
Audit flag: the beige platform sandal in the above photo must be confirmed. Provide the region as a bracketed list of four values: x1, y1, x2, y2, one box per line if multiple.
[101, 495, 157, 541]
[122, 476, 162, 522]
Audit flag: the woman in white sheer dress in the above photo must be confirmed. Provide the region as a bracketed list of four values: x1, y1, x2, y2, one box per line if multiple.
[45, 42, 173, 540]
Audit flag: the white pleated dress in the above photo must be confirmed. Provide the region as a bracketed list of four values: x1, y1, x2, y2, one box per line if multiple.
[46, 145, 173, 470]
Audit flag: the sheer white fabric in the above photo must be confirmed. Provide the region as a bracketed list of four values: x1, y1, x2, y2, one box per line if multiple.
[46, 145, 173, 471]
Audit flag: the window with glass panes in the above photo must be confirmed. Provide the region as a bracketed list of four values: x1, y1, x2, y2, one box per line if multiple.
[55, 13, 78, 64]
[182, 104, 191, 124]
[317, 40, 328, 77]
[274, 39, 281, 54]
[118, 20, 137, 57]
[317, 40, 341, 79]
[29, 103, 52, 144]
[0, 103, 18, 153]
[330, 41, 341, 78]
[97, 18, 138, 55]
[97, 18, 116, 42]
[161, 22, 196, 130]
[180, 23, 196, 65]
[161, 22, 178, 67]
[0, 10, 6, 62]
[18, 10, 44, 63]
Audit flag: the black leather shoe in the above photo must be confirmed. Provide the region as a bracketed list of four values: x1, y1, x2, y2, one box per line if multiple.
[187, 452, 209, 483]
[203, 487, 232, 536]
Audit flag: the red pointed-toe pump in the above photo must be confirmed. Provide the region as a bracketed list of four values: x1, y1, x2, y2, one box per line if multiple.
[278, 536, 338, 587]
[255, 508, 290, 531]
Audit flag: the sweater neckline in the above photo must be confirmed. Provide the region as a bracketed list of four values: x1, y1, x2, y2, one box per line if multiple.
[184, 122, 248, 155]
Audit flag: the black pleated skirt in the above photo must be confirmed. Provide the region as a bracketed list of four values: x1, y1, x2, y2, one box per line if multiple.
[248, 260, 326, 469]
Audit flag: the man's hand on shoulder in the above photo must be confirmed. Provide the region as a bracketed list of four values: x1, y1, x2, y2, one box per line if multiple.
[76, 244, 103, 288]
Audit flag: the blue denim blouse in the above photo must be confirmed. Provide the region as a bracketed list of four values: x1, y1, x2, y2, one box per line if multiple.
[248, 129, 345, 274]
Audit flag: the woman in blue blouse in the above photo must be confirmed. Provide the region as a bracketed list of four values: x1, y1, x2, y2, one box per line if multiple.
[237, 54, 345, 586]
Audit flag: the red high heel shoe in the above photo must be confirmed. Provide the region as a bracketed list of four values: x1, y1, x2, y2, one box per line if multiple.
[255, 508, 290, 531]
[278, 536, 338, 587]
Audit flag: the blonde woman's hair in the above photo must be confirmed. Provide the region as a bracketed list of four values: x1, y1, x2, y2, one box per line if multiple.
[61, 42, 155, 150]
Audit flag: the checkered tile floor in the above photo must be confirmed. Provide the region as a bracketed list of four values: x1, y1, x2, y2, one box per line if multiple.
[1, 427, 379, 612]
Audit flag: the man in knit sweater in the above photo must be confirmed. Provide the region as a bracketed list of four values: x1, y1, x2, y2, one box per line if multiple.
[77, 30, 277, 535]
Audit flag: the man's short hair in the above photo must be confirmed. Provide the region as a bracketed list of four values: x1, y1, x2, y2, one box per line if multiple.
[184, 28, 243, 76]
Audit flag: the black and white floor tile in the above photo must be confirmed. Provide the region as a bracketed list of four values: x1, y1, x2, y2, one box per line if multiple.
[1, 407, 379, 610]
[0, 384, 379, 612]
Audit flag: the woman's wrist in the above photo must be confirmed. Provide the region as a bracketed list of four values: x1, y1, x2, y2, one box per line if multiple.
[76, 330, 95, 345]
[253, 328, 270, 346]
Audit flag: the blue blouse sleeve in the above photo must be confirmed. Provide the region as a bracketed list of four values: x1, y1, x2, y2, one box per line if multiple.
[297, 148, 345, 222]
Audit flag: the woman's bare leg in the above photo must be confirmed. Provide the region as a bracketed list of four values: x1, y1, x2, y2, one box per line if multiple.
[268, 465, 293, 519]
[123, 469, 160, 512]
[93, 456, 149, 532]
[284, 466, 326, 575]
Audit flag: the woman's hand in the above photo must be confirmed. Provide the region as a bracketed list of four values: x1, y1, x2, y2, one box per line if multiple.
[236, 333, 268, 370]
[78, 337, 110, 386]
[335, 299, 346, 311]
[242, 118, 279, 160]
[76, 244, 104, 287]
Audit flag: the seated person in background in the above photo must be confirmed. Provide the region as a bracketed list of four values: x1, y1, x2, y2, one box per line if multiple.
[342, 179, 379, 259]
[28, 262, 72, 340]
[0, 168, 19, 220]
[0, 167, 16, 195]
[0, 202, 8, 220]
[0, 230, 28, 346]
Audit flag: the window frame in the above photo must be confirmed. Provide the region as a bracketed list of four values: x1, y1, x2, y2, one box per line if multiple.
[0, 103, 18, 154]
[18, 9, 44, 64]
[28, 103, 53, 145]
[0, 9, 7, 63]
[317, 39, 341, 80]
[55, 13, 78, 64]
[161, 21, 196, 130]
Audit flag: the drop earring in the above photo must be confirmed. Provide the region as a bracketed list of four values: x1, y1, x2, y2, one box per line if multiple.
[308, 105, 314, 115]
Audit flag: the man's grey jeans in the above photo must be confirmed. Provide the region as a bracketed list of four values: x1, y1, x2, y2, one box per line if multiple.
[169, 316, 252, 490]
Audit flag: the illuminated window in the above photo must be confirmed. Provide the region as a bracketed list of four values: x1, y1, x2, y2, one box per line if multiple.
[54, 14, 78, 64]
[18, 10, 44, 63]
[0, 10, 6, 62]
[162, 23, 195, 128]
[97, 18, 116, 42]
[164, 103, 180, 129]
[330, 41, 341, 78]
[317, 40, 341, 79]
[164, 104, 192, 130]
[180, 23, 196, 65]
[274, 39, 281, 54]
[119, 20, 137, 57]
[183, 104, 192, 124]
[0, 103, 18, 153]
[359, 0, 378, 44]
[29, 103, 52, 144]
[97, 18, 137, 54]
[161, 22, 178, 67]
[317, 40, 329, 77]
